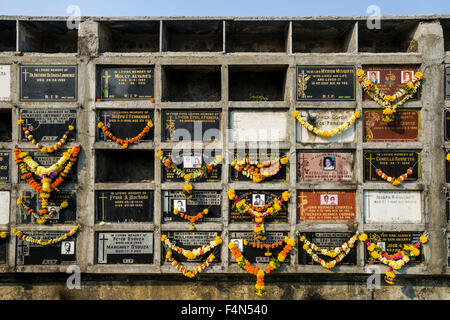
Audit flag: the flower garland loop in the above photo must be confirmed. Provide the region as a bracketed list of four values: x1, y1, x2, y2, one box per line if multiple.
[357, 69, 423, 123]
[97, 120, 153, 149]
[231, 156, 288, 183]
[12, 226, 79, 246]
[293, 110, 360, 138]
[172, 208, 209, 231]
[17, 197, 69, 224]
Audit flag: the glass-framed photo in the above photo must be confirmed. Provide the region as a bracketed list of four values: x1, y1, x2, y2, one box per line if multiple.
[367, 71, 380, 84]
[183, 155, 202, 168]
[401, 70, 413, 84]
[322, 156, 335, 171]
[173, 199, 186, 213]
[320, 194, 338, 206]
[230, 239, 244, 252]
[252, 194, 265, 207]
[61, 241, 75, 255]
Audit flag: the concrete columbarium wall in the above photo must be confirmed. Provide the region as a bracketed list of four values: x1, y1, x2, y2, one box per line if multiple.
[0, 15, 448, 300]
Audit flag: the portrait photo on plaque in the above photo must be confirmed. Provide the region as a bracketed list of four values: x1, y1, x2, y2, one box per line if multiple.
[162, 110, 220, 142]
[365, 232, 423, 264]
[297, 152, 354, 183]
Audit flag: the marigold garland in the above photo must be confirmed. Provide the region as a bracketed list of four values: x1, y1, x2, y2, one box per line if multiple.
[164, 251, 216, 278]
[229, 237, 295, 297]
[12, 226, 79, 246]
[17, 197, 69, 224]
[157, 150, 222, 198]
[97, 120, 153, 149]
[173, 208, 209, 231]
[243, 239, 285, 257]
[161, 234, 222, 260]
[374, 167, 414, 186]
[228, 189, 290, 240]
[231, 156, 288, 183]
[299, 233, 358, 269]
[446, 154, 450, 162]
[357, 69, 423, 123]
[293, 110, 360, 138]
[18, 119, 75, 153]
[359, 233, 428, 285]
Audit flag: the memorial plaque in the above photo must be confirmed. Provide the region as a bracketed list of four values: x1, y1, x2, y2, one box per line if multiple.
[0, 65, 11, 101]
[16, 231, 77, 265]
[365, 232, 423, 264]
[20, 109, 76, 142]
[298, 232, 357, 265]
[162, 150, 221, 182]
[297, 191, 356, 222]
[96, 66, 154, 100]
[0, 151, 10, 184]
[363, 151, 419, 182]
[446, 189, 450, 223]
[95, 190, 154, 223]
[364, 191, 422, 224]
[296, 65, 355, 101]
[447, 159, 450, 183]
[18, 150, 77, 183]
[445, 109, 450, 141]
[97, 109, 154, 142]
[162, 110, 221, 142]
[229, 231, 289, 264]
[96, 232, 154, 264]
[230, 190, 288, 223]
[19, 190, 76, 224]
[230, 150, 288, 183]
[0, 191, 9, 224]
[296, 110, 355, 143]
[229, 110, 288, 143]
[0, 238, 6, 264]
[445, 65, 450, 101]
[297, 152, 354, 182]
[163, 231, 221, 263]
[162, 190, 221, 224]
[447, 233, 450, 266]
[363, 109, 419, 142]
[19, 65, 77, 102]
[363, 67, 419, 101]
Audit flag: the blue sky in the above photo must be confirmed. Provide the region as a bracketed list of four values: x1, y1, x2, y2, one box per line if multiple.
[0, 0, 449, 17]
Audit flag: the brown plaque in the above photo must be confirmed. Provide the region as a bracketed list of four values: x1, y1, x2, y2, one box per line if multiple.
[363, 67, 419, 101]
[298, 152, 354, 182]
[363, 109, 419, 142]
[297, 191, 356, 222]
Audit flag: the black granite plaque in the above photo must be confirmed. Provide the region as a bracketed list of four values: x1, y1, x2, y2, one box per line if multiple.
[20, 109, 76, 142]
[16, 231, 77, 265]
[447, 159, 450, 183]
[96, 109, 154, 142]
[18, 190, 76, 224]
[296, 65, 355, 101]
[95, 190, 154, 223]
[0, 150, 10, 184]
[446, 189, 450, 223]
[19, 65, 77, 102]
[298, 232, 357, 265]
[162, 110, 220, 141]
[363, 151, 419, 182]
[445, 109, 450, 141]
[96, 66, 154, 100]
[365, 232, 423, 264]
[229, 190, 288, 223]
[163, 231, 221, 263]
[162, 150, 221, 182]
[95, 232, 154, 264]
[447, 233, 450, 266]
[0, 238, 6, 264]
[230, 150, 287, 183]
[229, 231, 289, 264]
[446, 66, 450, 101]
[162, 190, 221, 224]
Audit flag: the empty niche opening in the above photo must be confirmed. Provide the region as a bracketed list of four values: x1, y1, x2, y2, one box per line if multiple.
[99, 21, 160, 53]
[95, 150, 154, 183]
[163, 20, 223, 52]
[442, 19, 450, 52]
[226, 21, 289, 53]
[229, 65, 287, 101]
[0, 21, 16, 51]
[162, 65, 221, 102]
[292, 20, 356, 53]
[0, 109, 12, 141]
[358, 19, 419, 53]
[19, 21, 78, 53]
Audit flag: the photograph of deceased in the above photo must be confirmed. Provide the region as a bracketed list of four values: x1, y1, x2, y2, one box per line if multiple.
[174, 199, 186, 212]
[367, 71, 380, 84]
[320, 194, 339, 206]
[323, 156, 335, 171]
[61, 241, 75, 255]
[401, 70, 413, 84]
[252, 194, 265, 207]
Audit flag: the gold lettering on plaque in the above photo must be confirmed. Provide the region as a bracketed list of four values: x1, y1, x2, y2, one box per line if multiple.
[297, 70, 311, 99]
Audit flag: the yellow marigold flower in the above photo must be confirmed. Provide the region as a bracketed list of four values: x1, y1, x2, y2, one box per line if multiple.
[147, 120, 154, 128]
[0, 232, 6, 239]
[68, 125, 75, 131]
[392, 179, 401, 186]
[165, 251, 172, 259]
[303, 243, 309, 250]
[415, 72, 423, 79]
[183, 184, 193, 191]
[371, 251, 380, 259]
[293, 110, 299, 118]
[255, 218, 263, 223]
[161, 235, 167, 242]
[214, 236, 222, 244]
[420, 235, 428, 244]
[364, 80, 372, 87]
[280, 157, 288, 165]
[357, 69, 365, 77]
[18, 119, 25, 125]
[173, 208, 179, 215]
[243, 239, 248, 245]
[236, 255, 243, 262]
[184, 174, 192, 181]
[37, 219, 46, 224]
[286, 238, 296, 247]
[227, 189, 235, 200]
[254, 226, 262, 233]
[386, 271, 396, 278]
[189, 225, 195, 231]
[447, 154, 450, 162]
[203, 208, 209, 214]
[156, 150, 164, 158]
[236, 200, 245, 209]
[368, 243, 376, 252]
[281, 191, 290, 202]
[412, 248, 420, 256]
[61, 201, 69, 208]
[257, 269, 265, 277]
[97, 122, 104, 128]
[215, 155, 222, 163]
[228, 242, 236, 250]
[321, 131, 331, 138]
[300, 235, 305, 242]
[407, 82, 414, 89]
[16, 198, 23, 206]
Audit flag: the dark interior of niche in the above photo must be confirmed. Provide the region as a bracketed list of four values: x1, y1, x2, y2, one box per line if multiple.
[358, 19, 420, 53]
[292, 20, 355, 53]
[226, 21, 289, 52]
[99, 21, 160, 53]
[228, 65, 287, 101]
[442, 19, 450, 52]
[162, 65, 221, 102]
[95, 150, 154, 183]
[0, 21, 16, 51]
[19, 21, 78, 53]
[163, 20, 223, 52]
[0, 109, 12, 142]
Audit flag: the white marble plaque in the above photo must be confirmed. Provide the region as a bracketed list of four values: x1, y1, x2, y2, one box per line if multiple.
[0, 65, 11, 101]
[364, 191, 421, 223]
[0, 191, 10, 224]
[229, 110, 288, 143]
[296, 109, 355, 143]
